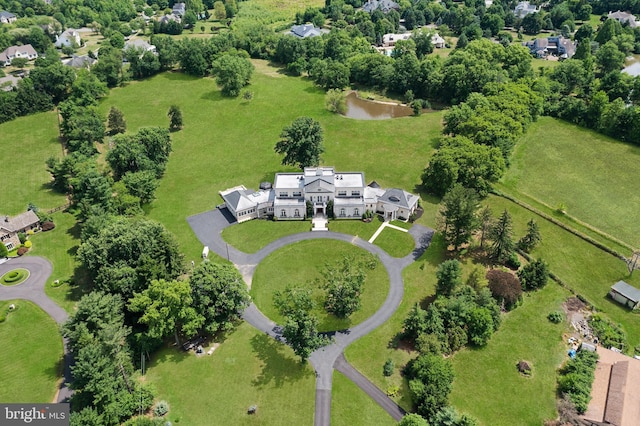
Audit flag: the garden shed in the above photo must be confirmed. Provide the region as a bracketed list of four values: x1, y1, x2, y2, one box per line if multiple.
[609, 281, 640, 309]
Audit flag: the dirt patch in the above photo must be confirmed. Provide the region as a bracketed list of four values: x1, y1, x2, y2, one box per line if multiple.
[564, 296, 587, 313]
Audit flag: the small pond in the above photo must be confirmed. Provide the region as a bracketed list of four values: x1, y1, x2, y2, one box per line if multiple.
[343, 92, 413, 120]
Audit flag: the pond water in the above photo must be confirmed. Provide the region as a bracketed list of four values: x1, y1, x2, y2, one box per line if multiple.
[343, 92, 413, 120]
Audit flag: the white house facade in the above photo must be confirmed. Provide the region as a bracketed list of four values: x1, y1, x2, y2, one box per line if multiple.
[55, 29, 81, 48]
[0, 44, 38, 66]
[220, 167, 419, 223]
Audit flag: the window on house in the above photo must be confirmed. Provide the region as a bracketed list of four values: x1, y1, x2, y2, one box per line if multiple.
[281, 209, 286, 217]
[337, 191, 347, 196]
[279, 192, 288, 197]
[293, 191, 302, 197]
[354, 208, 359, 216]
[340, 208, 345, 217]
[294, 209, 300, 217]
[351, 191, 360, 196]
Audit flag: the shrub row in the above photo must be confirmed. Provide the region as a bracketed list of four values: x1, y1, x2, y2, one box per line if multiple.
[557, 350, 598, 414]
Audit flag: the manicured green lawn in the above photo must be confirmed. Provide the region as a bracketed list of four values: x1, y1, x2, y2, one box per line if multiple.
[101, 66, 443, 263]
[0, 110, 67, 215]
[145, 322, 315, 426]
[30, 211, 88, 313]
[331, 371, 397, 426]
[0, 268, 29, 286]
[0, 300, 63, 403]
[222, 219, 311, 253]
[329, 217, 380, 240]
[251, 240, 389, 332]
[373, 227, 416, 258]
[501, 116, 640, 249]
[450, 283, 569, 425]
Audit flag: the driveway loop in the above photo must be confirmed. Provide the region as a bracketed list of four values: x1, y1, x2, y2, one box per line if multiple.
[188, 209, 434, 424]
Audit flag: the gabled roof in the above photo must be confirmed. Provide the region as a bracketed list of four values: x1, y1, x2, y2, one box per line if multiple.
[622, 62, 640, 77]
[64, 55, 95, 68]
[304, 178, 334, 193]
[0, 210, 39, 233]
[611, 281, 640, 303]
[0, 44, 37, 62]
[290, 24, 324, 38]
[362, 0, 399, 13]
[378, 188, 418, 209]
[0, 10, 16, 18]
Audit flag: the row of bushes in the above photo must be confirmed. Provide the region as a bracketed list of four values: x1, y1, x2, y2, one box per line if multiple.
[557, 350, 598, 414]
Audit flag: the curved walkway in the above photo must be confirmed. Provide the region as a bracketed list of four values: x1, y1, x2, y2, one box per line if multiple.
[0, 256, 72, 403]
[188, 209, 434, 424]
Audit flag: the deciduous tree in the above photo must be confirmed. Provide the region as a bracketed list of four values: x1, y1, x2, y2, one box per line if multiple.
[129, 279, 204, 346]
[167, 105, 183, 131]
[274, 117, 324, 169]
[322, 256, 366, 318]
[211, 54, 254, 97]
[189, 262, 250, 334]
[405, 353, 454, 419]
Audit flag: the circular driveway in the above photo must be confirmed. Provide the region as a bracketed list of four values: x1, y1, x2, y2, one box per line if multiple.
[188, 209, 434, 424]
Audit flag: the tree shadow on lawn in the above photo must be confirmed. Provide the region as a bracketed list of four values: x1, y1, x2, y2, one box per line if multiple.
[43, 355, 65, 382]
[250, 333, 312, 389]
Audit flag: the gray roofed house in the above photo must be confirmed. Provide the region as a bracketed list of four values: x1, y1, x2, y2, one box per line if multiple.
[609, 281, 640, 309]
[608, 10, 639, 28]
[362, 0, 399, 13]
[124, 39, 157, 55]
[172, 2, 186, 16]
[289, 24, 325, 38]
[0, 44, 38, 66]
[377, 188, 419, 221]
[0, 210, 40, 251]
[63, 55, 96, 69]
[523, 36, 576, 59]
[55, 28, 81, 48]
[0, 11, 17, 24]
[513, 1, 538, 18]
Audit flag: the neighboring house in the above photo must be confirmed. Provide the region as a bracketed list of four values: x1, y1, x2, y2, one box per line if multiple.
[523, 36, 576, 59]
[382, 33, 411, 47]
[582, 347, 640, 426]
[431, 33, 445, 48]
[159, 13, 181, 25]
[608, 10, 639, 28]
[622, 62, 640, 77]
[0, 44, 38, 66]
[513, 1, 538, 18]
[220, 167, 419, 223]
[0, 211, 40, 251]
[55, 28, 81, 48]
[0, 10, 17, 24]
[0, 74, 20, 91]
[124, 38, 157, 54]
[362, 0, 399, 14]
[172, 2, 186, 16]
[609, 281, 640, 309]
[63, 55, 96, 69]
[288, 24, 326, 38]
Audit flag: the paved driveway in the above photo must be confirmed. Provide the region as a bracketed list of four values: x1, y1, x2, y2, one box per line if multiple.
[188, 209, 434, 424]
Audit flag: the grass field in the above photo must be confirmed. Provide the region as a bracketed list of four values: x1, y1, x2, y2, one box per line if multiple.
[373, 227, 415, 258]
[222, 219, 311, 253]
[250, 240, 389, 332]
[331, 371, 396, 426]
[450, 282, 569, 425]
[0, 300, 64, 403]
[500, 116, 640, 249]
[486, 195, 640, 350]
[0, 111, 66, 215]
[101, 63, 443, 262]
[145, 322, 315, 425]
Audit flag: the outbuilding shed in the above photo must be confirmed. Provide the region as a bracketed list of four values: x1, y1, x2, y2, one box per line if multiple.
[609, 281, 640, 309]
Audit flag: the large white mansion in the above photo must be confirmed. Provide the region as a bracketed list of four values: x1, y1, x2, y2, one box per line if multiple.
[220, 167, 419, 223]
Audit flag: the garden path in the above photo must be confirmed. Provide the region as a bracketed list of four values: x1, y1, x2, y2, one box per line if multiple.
[188, 209, 434, 425]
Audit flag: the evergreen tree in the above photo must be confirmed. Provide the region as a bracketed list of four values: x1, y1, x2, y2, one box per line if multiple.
[168, 105, 183, 131]
[489, 209, 514, 264]
[517, 218, 541, 253]
[107, 106, 126, 135]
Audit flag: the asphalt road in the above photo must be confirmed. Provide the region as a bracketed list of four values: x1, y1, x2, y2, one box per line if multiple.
[188, 208, 434, 424]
